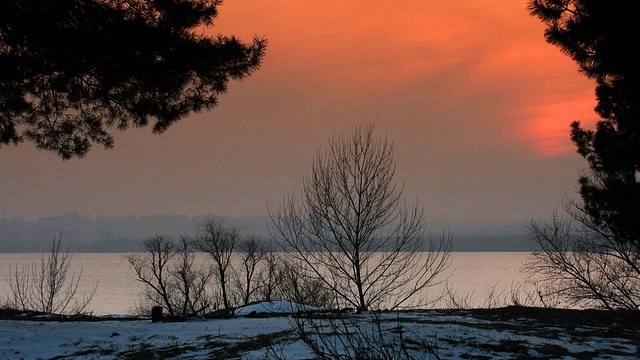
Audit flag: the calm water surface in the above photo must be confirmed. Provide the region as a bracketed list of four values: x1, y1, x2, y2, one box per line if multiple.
[0, 252, 531, 315]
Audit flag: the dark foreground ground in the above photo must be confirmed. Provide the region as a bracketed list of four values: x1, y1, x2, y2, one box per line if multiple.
[1, 305, 638, 359]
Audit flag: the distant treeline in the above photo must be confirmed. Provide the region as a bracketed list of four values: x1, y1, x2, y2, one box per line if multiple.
[0, 213, 530, 253]
[0, 213, 270, 253]
[0, 233, 532, 253]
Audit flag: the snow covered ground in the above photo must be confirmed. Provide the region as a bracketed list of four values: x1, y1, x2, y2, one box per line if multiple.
[1, 301, 638, 359]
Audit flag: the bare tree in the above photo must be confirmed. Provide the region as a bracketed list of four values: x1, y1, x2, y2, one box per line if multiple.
[6, 234, 95, 314]
[126, 235, 214, 317]
[126, 236, 176, 315]
[235, 235, 266, 305]
[258, 249, 282, 302]
[270, 125, 452, 311]
[193, 217, 239, 310]
[255, 250, 336, 307]
[271, 312, 441, 360]
[523, 204, 640, 310]
[170, 237, 215, 316]
[275, 260, 337, 308]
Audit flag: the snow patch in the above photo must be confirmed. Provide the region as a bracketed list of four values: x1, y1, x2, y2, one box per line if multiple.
[234, 300, 321, 316]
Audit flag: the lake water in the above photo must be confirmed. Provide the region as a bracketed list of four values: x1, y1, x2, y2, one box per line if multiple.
[0, 252, 533, 315]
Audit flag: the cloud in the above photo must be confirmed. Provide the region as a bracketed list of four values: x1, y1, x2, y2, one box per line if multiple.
[0, 0, 593, 221]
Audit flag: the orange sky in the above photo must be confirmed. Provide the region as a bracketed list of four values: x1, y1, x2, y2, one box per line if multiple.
[214, 0, 597, 157]
[0, 1, 597, 224]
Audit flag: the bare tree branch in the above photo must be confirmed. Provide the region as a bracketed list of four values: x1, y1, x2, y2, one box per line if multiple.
[6, 234, 95, 315]
[270, 125, 452, 311]
[193, 217, 238, 310]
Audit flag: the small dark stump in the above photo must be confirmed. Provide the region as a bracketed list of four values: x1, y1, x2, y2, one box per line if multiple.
[151, 306, 163, 323]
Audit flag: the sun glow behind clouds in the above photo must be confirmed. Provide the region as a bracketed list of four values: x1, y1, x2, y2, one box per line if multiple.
[520, 92, 598, 157]
[215, 1, 532, 86]
[0, 0, 600, 222]
[214, 0, 595, 158]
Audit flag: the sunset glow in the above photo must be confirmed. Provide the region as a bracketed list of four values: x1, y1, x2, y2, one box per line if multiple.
[520, 92, 598, 157]
[1, 1, 597, 222]
[215, 0, 597, 157]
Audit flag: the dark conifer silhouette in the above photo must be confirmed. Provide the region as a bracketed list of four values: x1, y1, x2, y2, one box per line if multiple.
[0, 0, 266, 159]
[529, 0, 639, 245]
[523, 1, 639, 310]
